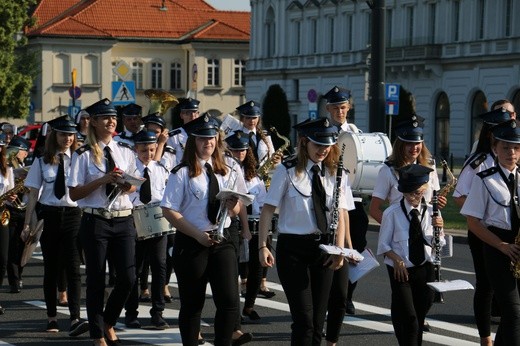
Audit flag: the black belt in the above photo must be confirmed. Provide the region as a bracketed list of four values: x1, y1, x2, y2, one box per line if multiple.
[278, 232, 323, 242]
[488, 225, 515, 243]
[37, 203, 79, 213]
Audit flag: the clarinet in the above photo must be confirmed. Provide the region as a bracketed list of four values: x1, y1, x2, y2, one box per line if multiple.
[325, 143, 345, 245]
[431, 190, 444, 303]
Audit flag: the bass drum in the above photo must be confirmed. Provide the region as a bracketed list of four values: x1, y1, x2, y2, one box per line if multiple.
[338, 132, 392, 195]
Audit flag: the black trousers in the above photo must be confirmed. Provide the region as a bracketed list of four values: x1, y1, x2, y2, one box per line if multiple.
[326, 200, 369, 342]
[173, 230, 239, 346]
[243, 234, 269, 310]
[467, 229, 493, 337]
[277, 234, 334, 346]
[485, 227, 520, 345]
[165, 233, 175, 287]
[125, 234, 167, 319]
[386, 262, 435, 346]
[80, 213, 136, 339]
[7, 207, 25, 287]
[0, 218, 8, 287]
[38, 204, 82, 320]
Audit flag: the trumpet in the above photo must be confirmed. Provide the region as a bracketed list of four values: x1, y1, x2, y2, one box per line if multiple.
[105, 186, 123, 213]
[209, 161, 238, 242]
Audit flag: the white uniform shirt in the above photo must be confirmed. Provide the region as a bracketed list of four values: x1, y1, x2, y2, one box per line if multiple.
[461, 165, 517, 231]
[113, 129, 136, 147]
[337, 121, 361, 134]
[68, 140, 137, 210]
[161, 157, 247, 232]
[245, 175, 267, 217]
[453, 153, 495, 198]
[25, 150, 78, 207]
[129, 160, 169, 207]
[372, 163, 440, 205]
[377, 198, 442, 267]
[0, 167, 14, 195]
[159, 146, 177, 172]
[240, 127, 274, 167]
[264, 159, 350, 235]
[166, 128, 188, 166]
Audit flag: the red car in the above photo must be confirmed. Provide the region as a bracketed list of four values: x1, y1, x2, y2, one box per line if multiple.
[17, 124, 43, 152]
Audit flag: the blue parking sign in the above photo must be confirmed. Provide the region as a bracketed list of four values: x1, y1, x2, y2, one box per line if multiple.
[385, 83, 400, 115]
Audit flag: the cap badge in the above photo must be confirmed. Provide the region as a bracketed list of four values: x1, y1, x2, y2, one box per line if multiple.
[104, 99, 110, 105]
[203, 114, 209, 122]
[334, 87, 339, 92]
[412, 121, 418, 128]
[236, 132, 242, 139]
[249, 101, 254, 107]
[512, 121, 517, 129]
[324, 119, 330, 127]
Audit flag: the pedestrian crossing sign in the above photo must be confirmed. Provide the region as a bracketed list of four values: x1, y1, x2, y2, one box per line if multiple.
[112, 81, 136, 106]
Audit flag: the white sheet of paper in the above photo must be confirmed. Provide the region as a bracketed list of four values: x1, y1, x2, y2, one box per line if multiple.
[348, 248, 380, 283]
[427, 279, 474, 292]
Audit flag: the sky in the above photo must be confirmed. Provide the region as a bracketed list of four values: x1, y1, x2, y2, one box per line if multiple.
[204, 0, 251, 11]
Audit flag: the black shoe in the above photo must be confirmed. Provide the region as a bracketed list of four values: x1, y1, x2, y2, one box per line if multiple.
[139, 294, 151, 303]
[198, 336, 206, 345]
[346, 300, 356, 315]
[242, 309, 261, 321]
[0, 305, 4, 315]
[69, 320, 89, 337]
[104, 334, 121, 345]
[124, 317, 141, 329]
[164, 295, 172, 303]
[422, 322, 432, 332]
[9, 284, 21, 293]
[258, 288, 275, 299]
[232, 332, 253, 346]
[46, 320, 59, 333]
[151, 314, 169, 330]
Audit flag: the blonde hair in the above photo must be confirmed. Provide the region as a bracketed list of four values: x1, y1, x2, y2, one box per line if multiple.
[85, 120, 103, 165]
[295, 136, 339, 176]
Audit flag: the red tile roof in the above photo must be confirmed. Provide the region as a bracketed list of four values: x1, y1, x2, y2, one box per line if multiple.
[27, 0, 250, 42]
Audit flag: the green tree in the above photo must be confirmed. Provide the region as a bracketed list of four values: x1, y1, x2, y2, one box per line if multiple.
[261, 84, 292, 150]
[0, 0, 38, 119]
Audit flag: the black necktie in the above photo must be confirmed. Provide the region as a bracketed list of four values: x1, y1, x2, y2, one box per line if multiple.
[104, 147, 116, 196]
[249, 132, 259, 161]
[54, 153, 66, 200]
[205, 163, 220, 224]
[409, 208, 425, 266]
[311, 165, 328, 234]
[140, 167, 151, 204]
[509, 173, 519, 232]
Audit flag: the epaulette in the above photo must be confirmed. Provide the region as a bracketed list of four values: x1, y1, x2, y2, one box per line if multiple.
[282, 154, 298, 168]
[164, 146, 176, 155]
[75, 144, 91, 155]
[469, 152, 487, 169]
[477, 166, 498, 179]
[226, 154, 241, 167]
[156, 160, 169, 173]
[117, 141, 134, 151]
[171, 162, 188, 174]
[384, 159, 393, 167]
[118, 132, 131, 139]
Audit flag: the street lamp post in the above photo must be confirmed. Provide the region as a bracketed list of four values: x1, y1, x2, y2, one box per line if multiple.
[368, 0, 386, 133]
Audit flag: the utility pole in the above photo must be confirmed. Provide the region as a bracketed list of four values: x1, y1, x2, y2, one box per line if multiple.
[368, 0, 386, 133]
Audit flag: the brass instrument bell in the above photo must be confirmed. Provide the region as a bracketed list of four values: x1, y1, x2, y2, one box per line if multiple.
[144, 89, 179, 116]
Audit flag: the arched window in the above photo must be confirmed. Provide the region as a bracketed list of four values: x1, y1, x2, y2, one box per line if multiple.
[434, 92, 450, 160]
[266, 7, 276, 57]
[470, 91, 488, 152]
[54, 53, 70, 84]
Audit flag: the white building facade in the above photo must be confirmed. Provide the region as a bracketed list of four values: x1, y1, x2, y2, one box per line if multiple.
[247, 0, 520, 161]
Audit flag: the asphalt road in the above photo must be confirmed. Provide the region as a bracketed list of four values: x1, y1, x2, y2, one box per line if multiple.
[0, 226, 492, 345]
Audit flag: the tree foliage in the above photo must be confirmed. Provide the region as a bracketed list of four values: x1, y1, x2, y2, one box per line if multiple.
[261, 84, 292, 150]
[0, 0, 38, 119]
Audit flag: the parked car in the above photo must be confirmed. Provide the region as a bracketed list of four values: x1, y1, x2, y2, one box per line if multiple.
[17, 123, 43, 153]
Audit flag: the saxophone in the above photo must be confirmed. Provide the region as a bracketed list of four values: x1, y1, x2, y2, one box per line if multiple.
[0, 177, 30, 226]
[257, 127, 290, 189]
[438, 159, 457, 197]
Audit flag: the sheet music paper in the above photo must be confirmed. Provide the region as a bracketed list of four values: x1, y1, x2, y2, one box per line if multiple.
[216, 188, 255, 206]
[348, 248, 380, 283]
[427, 279, 474, 292]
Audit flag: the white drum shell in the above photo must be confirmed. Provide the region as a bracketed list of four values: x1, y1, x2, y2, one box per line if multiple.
[132, 202, 175, 240]
[338, 132, 392, 195]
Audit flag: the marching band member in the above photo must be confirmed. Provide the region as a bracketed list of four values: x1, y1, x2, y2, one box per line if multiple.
[22, 115, 88, 336]
[225, 131, 266, 322]
[161, 113, 247, 346]
[0, 133, 14, 315]
[6, 136, 30, 294]
[369, 116, 443, 332]
[377, 164, 444, 346]
[453, 107, 511, 346]
[167, 97, 201, 165]
[68, 98, 137, 346]
[143, 114, 176, 170]
[113, 103, 143, 146]
[236, 100, 275, 168]
[76, 109, 90, 139]
[461, 119, 520, 345]
[259, 117, 345, 346]
[124, 130, 170, 330]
